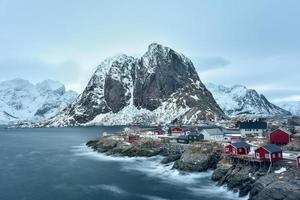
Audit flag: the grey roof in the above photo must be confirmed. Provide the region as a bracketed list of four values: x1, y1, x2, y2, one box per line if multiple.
[231, 141, 250, 148]
[201, 128, 223, 136]
[262, 144, 282, 153]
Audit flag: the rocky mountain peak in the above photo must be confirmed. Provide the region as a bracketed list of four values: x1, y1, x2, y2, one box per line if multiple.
[41, 44, 226, 126]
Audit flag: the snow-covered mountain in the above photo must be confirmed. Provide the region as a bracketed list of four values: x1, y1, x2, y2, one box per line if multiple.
[40, 43, 226, 127]
[0, 79, 78, 124]
[206, 83, 291, 117]
[276, 101, 300, 116]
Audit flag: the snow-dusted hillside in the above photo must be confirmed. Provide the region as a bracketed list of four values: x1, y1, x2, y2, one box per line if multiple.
[206, 83, 291, 117]
[276, 101, 300, 116]
[40, 43, 226, 127]
[0, 79, 78, 124]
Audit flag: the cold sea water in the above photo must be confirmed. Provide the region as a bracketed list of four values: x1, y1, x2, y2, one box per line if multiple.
[0, 126, 248, 200]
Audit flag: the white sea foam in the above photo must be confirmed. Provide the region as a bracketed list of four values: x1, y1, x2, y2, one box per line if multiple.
[72, 144, 249, 200]
[54, 183, 127, 195]
[89, 184, 127, 195]
[189, 185, 249, 200]
[138, 194, 169, 200]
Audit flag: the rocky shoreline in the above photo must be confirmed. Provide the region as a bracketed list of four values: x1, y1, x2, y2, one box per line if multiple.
[86, 134, 300, 200]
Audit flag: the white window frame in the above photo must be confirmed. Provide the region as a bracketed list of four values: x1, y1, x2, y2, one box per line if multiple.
[265, 154, 270, 158]
[256, 153, 260, 158]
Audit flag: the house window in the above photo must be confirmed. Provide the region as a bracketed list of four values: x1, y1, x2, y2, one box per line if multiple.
[272, 154, 276, 158]
[265, 154, 270, 158]
[256, 153, 260, 158]
[225, 148, 229, 151]
[278, 153, 281, 158]
[239, 149, 242, 152]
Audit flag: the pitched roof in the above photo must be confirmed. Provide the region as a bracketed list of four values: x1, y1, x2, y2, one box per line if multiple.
[201, 128, 223, 136]
[240, 121, 267, 129]
[276, 128, 292, 135]
[231, 141, 250, 148]
[262, 144, 282, 153]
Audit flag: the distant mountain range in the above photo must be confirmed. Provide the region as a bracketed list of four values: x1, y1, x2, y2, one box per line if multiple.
[0, 79, 77, 124]
[1, 44, 298, 126]
[276, 101, 300, 116]
[206, 83, 291, 117]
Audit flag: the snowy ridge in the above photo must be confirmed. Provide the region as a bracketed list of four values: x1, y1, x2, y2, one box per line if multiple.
[0, 78, 78, 124]
[206, 83, 291, 117]
[276, 101, 300, 116]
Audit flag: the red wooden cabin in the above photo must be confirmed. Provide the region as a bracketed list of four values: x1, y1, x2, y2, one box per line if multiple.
[269, 128, 291, 145]
[254, 144, 282, 162]
[171, 127, 184, 135]
[225, 141, 250, 155]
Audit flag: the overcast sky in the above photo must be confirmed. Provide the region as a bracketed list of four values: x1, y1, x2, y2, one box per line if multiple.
[0, 0, 299, 102]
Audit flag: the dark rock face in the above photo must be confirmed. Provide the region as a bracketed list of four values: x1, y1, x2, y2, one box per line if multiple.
[172, 143, 223, 172]
[213, 160, 300, 199]
[42, 43, 226, 126]
[134, 44, 201, 111]
[250, 168, 300, 200]
[86, 135, 163, 157]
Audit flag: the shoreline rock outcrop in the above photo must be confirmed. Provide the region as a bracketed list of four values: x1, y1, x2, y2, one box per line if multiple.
[212, 159, 300, 199]
[172, 142, 223, 172]
[86, 134, 300, 200]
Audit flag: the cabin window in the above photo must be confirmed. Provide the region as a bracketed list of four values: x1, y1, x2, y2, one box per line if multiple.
[272, 154, 276, 158]
[265, 154, 270, 158]
[239, 149, 242, 152]
[278, 153, 281, 158]
[256, 153, 260, 158]
[225, 148, 229, 151]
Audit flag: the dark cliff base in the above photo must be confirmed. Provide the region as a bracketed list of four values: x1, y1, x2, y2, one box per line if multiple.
[212, 158, 300, 200]
[86, 135, 300, 200]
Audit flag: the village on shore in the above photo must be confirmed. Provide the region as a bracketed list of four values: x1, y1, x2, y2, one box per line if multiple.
[116, 117, 300, 169]
[86, 116, 300, 199]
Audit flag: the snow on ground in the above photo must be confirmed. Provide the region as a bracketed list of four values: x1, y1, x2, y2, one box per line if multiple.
[274, 167, 286, 174]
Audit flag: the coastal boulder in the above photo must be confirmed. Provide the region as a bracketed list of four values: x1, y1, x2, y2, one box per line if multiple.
[173, 143, 223, 172]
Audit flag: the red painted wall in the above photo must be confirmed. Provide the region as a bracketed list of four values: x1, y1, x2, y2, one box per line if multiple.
[255, 147, 282, 162]
[225, 145, 250, 155]
[225, 144, 234, 153]
[171, 127, 184, 134]
[270, 129, 290, 144]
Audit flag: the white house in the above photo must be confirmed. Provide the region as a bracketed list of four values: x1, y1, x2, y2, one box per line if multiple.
[240, 120, 267, 137]
[200, 128, 224, 141]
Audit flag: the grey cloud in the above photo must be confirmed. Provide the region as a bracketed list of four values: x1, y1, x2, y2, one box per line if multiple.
[191, 57, 230, 71]
[0, 58, 82, 85]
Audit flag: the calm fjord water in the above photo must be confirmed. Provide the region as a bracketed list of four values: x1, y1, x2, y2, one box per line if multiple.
[0, 127, 246, 200]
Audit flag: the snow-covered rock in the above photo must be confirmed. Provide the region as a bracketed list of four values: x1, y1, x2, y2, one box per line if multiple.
[0, 78, 78, 124]
[206, 83, 291, 117]
[40, 43, 226, 127]
[276, 101, 300, 116]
